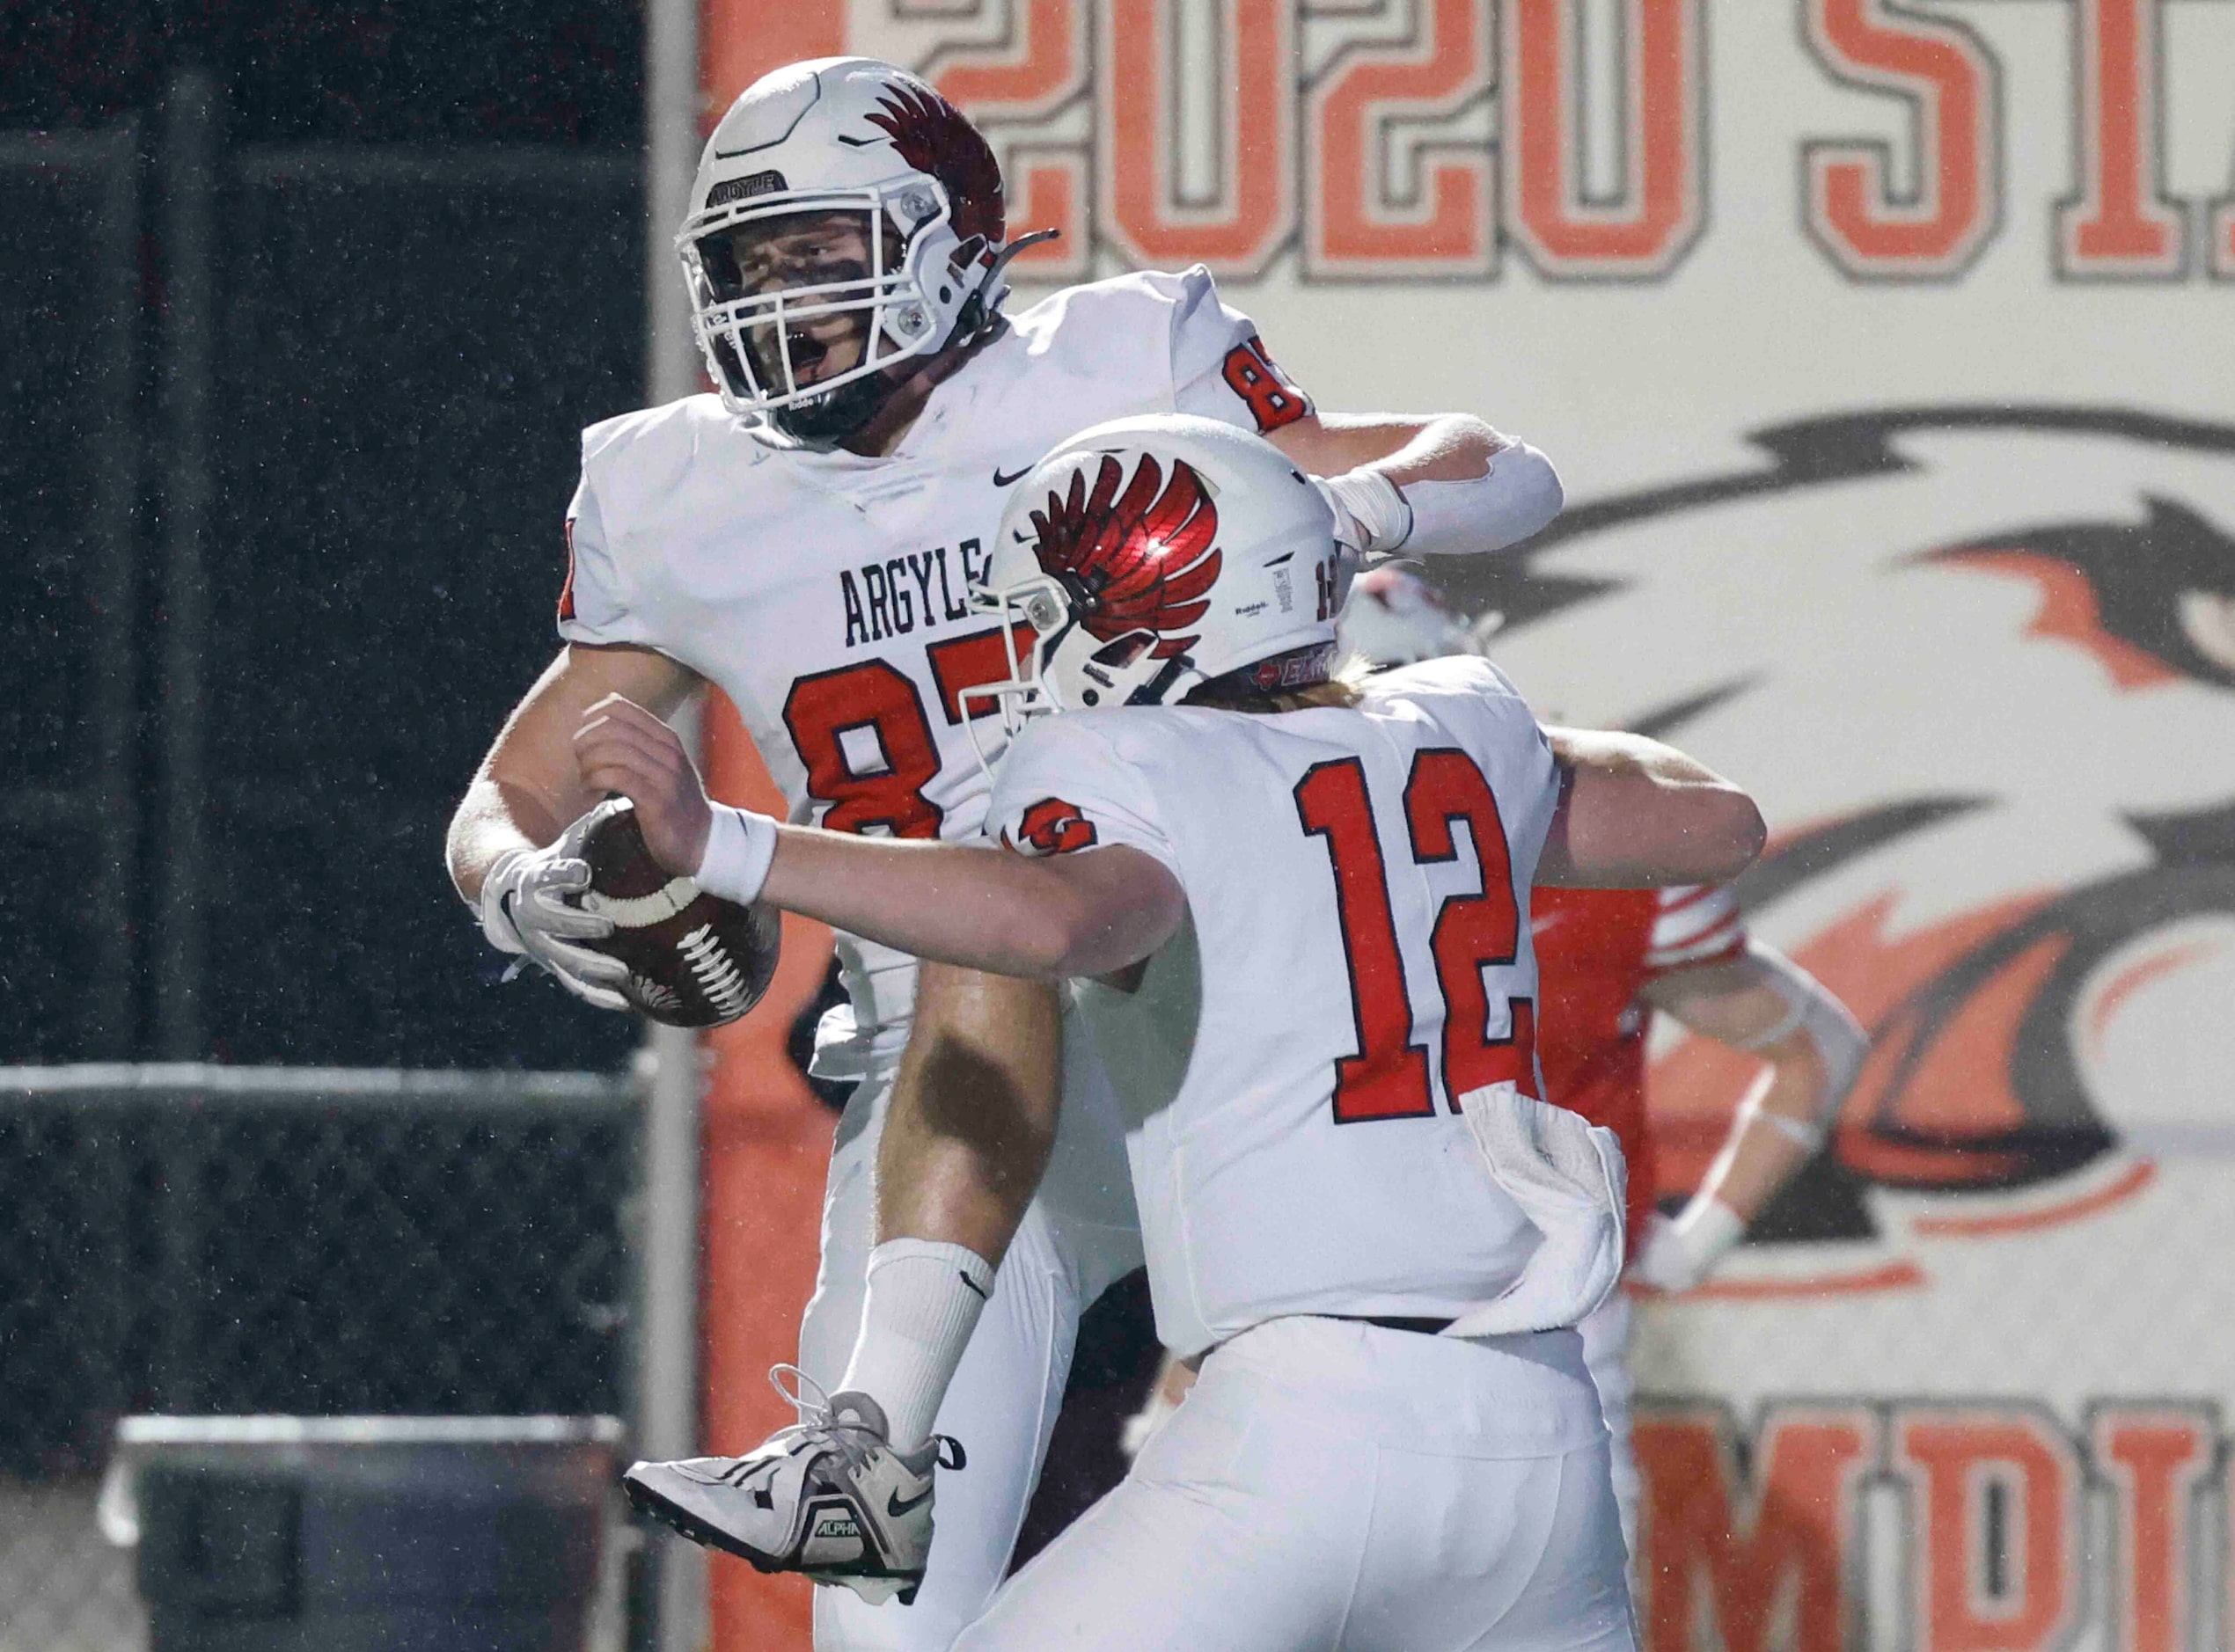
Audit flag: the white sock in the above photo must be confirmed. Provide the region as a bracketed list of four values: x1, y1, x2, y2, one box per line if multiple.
[838, 1239, 997, 1452]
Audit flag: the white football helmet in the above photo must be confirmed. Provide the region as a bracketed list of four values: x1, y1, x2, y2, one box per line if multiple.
[678, 58, 1027, 439]
[1337, 563, 1504, 667]
[964, 415, 1343, 754]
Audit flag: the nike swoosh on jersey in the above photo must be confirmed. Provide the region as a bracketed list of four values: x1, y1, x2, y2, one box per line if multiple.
[886, 1484, 933, 1517]
[993, 464, 1033, 487]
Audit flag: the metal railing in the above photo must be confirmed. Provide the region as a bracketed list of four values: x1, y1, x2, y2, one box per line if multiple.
[0, 1064, 642, 1458]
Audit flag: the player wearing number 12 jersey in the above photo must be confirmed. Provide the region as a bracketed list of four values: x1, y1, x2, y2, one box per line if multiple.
[1339, 565, 1870, 1553]
[447, 56, 1564, 1649]
[585, 417, 1767, 1648]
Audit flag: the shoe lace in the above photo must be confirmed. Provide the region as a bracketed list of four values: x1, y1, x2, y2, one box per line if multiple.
[758, 1364, 967, 1474]
[758, 1364, 893, 1478]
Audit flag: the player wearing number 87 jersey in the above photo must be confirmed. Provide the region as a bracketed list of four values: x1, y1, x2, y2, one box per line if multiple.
[581, 417, 1766, 1649]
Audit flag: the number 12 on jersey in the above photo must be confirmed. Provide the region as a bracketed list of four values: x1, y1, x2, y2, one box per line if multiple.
[1294, 750, 1539, 1124]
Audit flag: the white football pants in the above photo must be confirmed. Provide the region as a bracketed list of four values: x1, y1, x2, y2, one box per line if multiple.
[953, 1316, 1639, 1652]
[799, 1026, 1142, 1652]
[1576, 1293, 1640, 1559]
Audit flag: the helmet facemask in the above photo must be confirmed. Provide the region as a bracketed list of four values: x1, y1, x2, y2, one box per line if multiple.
[957, 569, 1212, 782]
[958, 574, 1069, 779]
[679, 183, 966, 438]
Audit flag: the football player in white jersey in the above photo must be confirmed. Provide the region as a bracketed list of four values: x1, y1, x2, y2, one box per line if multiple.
[444, 55, 1566, 1649]
[578, 416, 1766, 1649]
[1332, 566, 1869, 1551]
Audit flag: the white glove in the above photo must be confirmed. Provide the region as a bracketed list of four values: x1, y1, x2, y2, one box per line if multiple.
[1630, 1199, 1745, 1295]
[476, 815, 631, 1011]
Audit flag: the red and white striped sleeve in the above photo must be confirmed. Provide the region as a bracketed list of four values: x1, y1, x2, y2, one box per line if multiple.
[1642, 883, 1748, 977]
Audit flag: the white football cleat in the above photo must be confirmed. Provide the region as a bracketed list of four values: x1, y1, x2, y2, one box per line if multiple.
[623, 1367, 962, 1605]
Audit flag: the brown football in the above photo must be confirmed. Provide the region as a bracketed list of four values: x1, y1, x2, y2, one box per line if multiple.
[570, 798, 781, 1027]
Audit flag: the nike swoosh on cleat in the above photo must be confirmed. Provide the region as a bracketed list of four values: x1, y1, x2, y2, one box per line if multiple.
[993, 464, 1032, 487]
[887, 1484, 934, 1518]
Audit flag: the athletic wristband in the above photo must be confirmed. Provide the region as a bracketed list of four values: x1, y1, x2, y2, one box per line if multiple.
[695, 803, 780, 907]
[1315, 467, 1413, 557]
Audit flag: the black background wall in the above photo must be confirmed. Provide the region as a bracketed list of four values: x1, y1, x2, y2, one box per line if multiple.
[0, 0, 649, 1069]
[1, 0, 640, 143]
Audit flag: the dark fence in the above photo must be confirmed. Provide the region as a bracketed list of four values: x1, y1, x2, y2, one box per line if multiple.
[0, 91, 649, 1071]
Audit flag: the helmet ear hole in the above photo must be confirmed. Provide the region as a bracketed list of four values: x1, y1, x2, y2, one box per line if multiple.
[1090, 633, 1154, 669]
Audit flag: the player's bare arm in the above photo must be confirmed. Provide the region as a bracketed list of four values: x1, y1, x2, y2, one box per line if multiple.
[876, 963, 1062, 1264]
[574, 692, 1186, 980]
[446, 644, 700, 1007]
[1269, 411, 1564, 560]
[1628, 944, 1867, 1292]
[1270, 410, 1505, 485]
[764, 835, 1183, 980]
[448, 642, 700, 900]
[1536, 726, 1767, 888]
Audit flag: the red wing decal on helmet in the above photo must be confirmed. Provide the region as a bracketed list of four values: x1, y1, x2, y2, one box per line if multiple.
[864, 82, 1005, 248]
[1008, 798, 1100, 857]
[1030, 455, 1223, 661]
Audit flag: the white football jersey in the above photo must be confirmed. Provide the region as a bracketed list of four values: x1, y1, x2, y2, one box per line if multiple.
[557, 267, 1314, 1067]
[988, 655, 1566, 1357]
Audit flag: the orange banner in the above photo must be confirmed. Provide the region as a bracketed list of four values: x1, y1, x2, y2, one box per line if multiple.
[692, 6, 847, 1647]
[701, 0, 844, 119]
